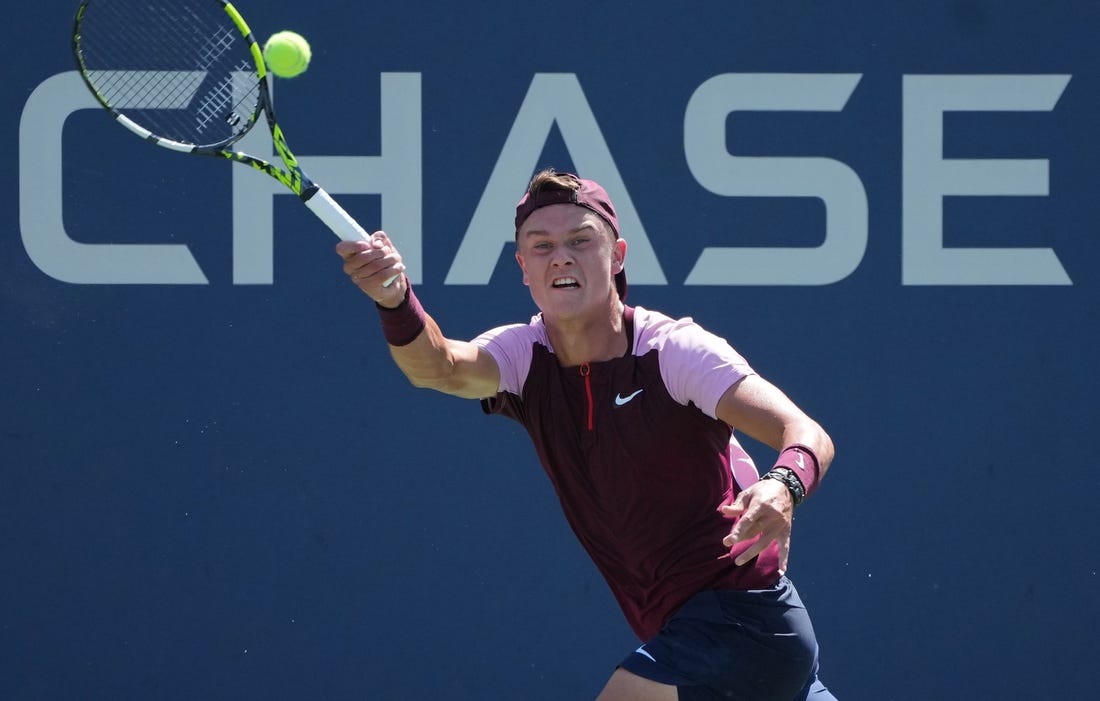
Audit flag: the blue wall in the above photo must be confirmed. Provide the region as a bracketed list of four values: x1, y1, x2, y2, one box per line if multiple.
[4, 1, 1098, 699]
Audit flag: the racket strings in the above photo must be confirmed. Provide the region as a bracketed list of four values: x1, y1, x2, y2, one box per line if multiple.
[75, 0, 261, 148]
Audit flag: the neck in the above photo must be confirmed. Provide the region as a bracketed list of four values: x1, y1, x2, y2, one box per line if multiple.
[544, 298, 627, 367]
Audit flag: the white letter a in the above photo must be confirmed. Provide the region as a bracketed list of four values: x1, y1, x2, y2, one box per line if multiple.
[446, 74, 666, 286]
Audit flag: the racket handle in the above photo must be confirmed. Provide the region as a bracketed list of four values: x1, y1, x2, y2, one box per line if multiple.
[304, 187, 398, 287]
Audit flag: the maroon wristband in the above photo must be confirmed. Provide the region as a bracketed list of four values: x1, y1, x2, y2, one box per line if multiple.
[376, 281, 427, 346]
[772, 445, 821, 497]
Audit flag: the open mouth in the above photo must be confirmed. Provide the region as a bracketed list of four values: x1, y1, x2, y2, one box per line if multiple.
[552, 277, 580, 289]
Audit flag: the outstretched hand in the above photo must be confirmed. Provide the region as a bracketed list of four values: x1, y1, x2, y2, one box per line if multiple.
[719, 478, 794, 575]
[336, 231, 407, 307]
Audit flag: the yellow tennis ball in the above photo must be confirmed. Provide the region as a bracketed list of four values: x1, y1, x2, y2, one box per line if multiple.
[263, 31, 311, 78]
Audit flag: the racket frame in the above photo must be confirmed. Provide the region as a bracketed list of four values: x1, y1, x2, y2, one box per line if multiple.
[71, 0, 383, 251]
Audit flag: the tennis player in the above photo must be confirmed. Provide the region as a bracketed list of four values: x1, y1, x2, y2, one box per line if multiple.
[336, 169, 837, 700]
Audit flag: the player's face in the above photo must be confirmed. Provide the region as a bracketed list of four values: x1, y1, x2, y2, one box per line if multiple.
[515, 204, 625, 319]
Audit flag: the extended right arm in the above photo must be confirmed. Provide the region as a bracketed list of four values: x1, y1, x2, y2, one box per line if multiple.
[336, 235, 500, 400]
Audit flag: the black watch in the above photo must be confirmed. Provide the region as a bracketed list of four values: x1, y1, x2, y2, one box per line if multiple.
[761, 467, 806, 507]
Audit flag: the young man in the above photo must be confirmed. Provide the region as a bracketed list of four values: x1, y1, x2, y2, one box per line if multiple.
[336, 170, 837, 700]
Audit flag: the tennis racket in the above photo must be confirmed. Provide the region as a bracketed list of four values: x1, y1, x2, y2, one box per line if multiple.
[72, 0, 396, 284]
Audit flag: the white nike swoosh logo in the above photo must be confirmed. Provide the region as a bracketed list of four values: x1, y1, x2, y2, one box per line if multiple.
[794, 451, 806, 471]
[635, 645, 656, 662]
[614, 389, 644, 406]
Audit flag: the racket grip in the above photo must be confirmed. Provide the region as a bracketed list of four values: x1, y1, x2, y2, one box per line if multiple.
[304, 187, 398, 287]
[303, 187, 368, 241]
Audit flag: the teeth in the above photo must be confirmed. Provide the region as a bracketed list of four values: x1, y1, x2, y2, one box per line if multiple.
[553, 277, 579, 287]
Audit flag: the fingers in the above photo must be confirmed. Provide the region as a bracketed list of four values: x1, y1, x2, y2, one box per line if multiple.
[722, 505, 761, 550]
[718, 491, 749, 520]
[730, 528, 790, 574]
[724, 511, 788, 569]
[336, 232, 407, 301]
[335, 239, 369, 260]
[337, 231, 397, 263]
[776, 531, 790, 575]
[719, 482, 793, 572]
[336, 231, 394, 256]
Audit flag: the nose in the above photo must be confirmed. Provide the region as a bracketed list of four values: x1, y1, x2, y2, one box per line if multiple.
[551, 249, 574, 267]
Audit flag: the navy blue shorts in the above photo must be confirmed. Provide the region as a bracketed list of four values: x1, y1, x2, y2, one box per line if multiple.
[619, 577, 835, 700]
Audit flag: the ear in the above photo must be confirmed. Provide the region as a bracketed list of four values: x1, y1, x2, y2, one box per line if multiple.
[612, 237, 627, 274]
[515, 251, 530, 286]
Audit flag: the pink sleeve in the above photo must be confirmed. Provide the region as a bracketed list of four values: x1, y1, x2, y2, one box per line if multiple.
[655, 317, 755, 419]
[472, 323, 538, 395]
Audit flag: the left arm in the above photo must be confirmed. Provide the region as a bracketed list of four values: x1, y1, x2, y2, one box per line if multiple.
[714, 374, 835, 574]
